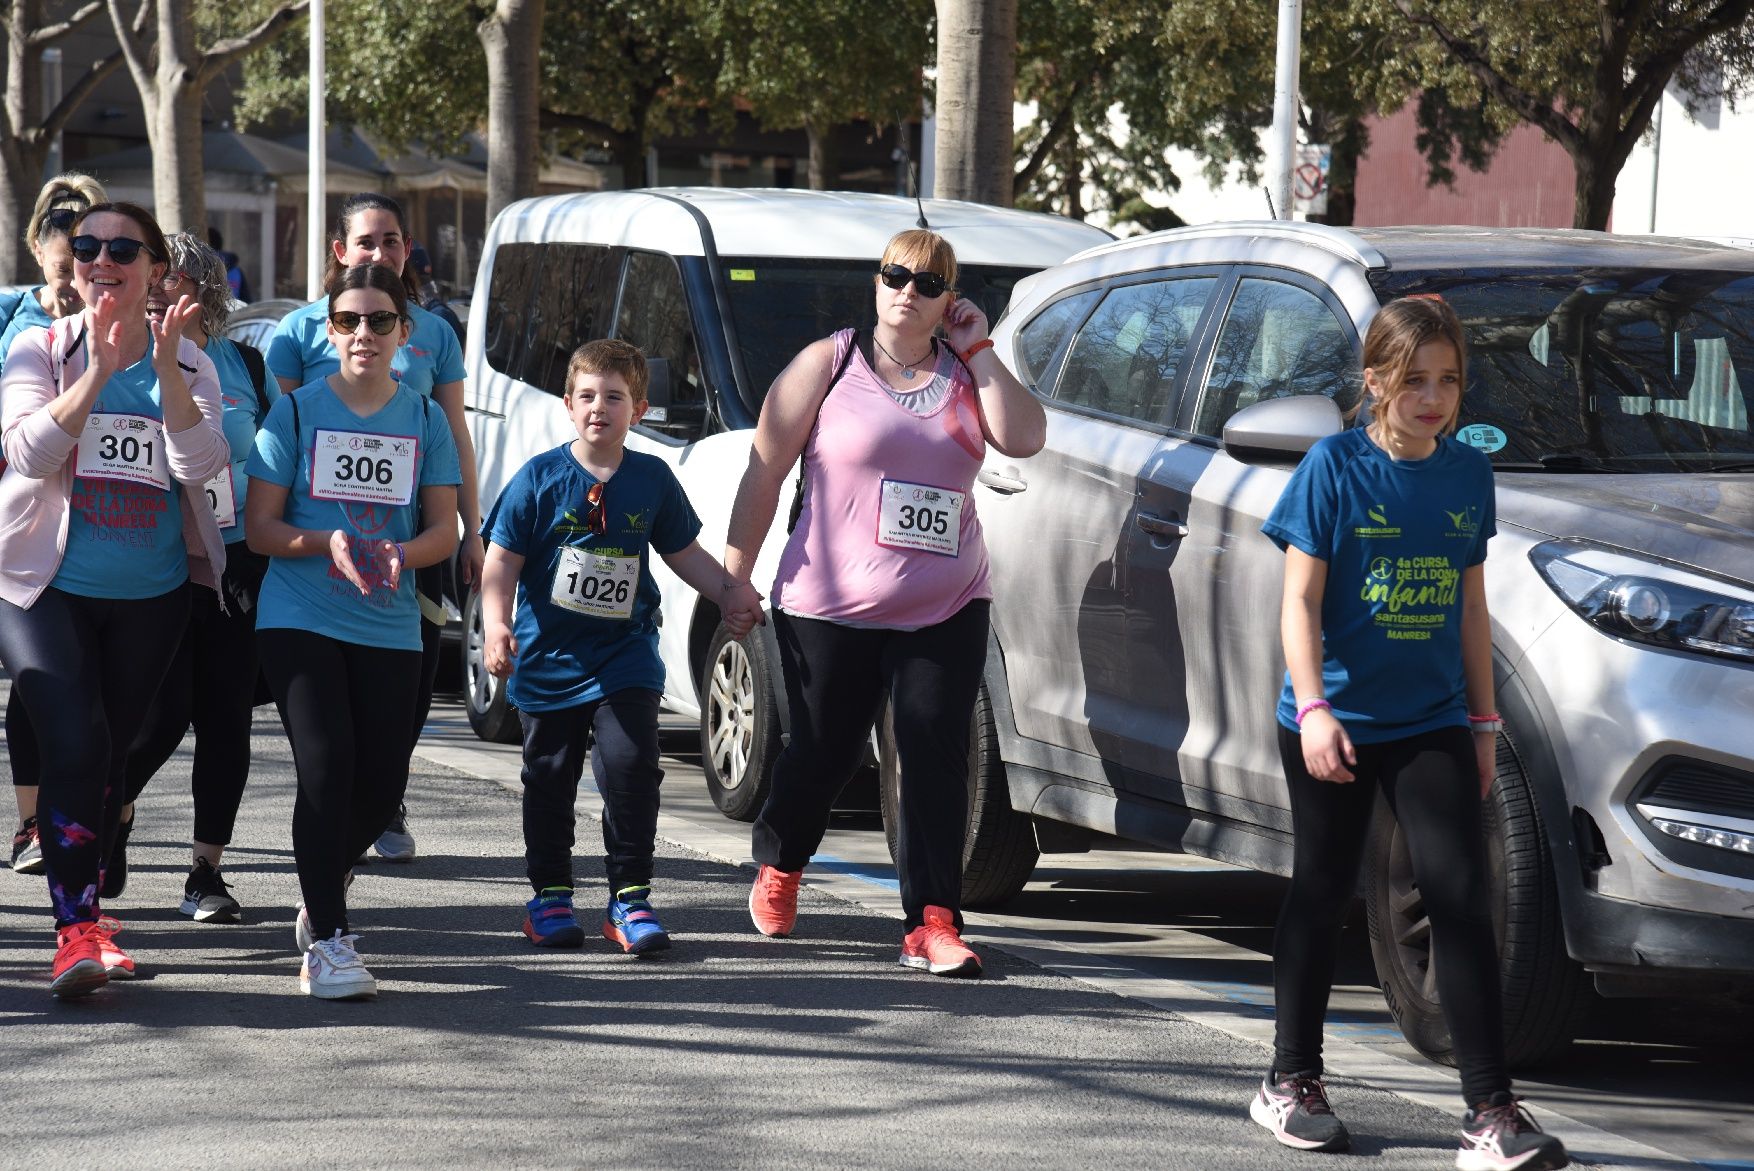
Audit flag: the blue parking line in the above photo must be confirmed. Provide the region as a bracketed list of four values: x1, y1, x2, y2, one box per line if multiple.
[807, 853, 901, 891]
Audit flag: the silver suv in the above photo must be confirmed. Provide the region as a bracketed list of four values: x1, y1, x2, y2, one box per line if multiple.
[907, 222, 1754, 1065]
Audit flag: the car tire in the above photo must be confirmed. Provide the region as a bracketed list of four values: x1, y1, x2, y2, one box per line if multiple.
[878, 683, 1040, 909]
[1365, 726, 1591, 1068]
[461, 588, 522, 745]
[700, 621, 782, 821]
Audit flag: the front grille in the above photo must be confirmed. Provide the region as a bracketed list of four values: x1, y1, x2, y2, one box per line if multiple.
[1640, 762, 1754, 820]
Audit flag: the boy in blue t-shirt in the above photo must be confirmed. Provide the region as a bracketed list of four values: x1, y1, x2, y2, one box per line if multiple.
[481, 339, 763, 953]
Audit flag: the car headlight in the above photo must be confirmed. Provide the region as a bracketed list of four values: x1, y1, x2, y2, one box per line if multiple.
[1529, 539, 1754, 664]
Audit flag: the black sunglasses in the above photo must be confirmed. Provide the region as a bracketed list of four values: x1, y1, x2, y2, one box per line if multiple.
[42, 207, 81, 235]
[69, 235, 155, 266]
[879, 264, 949, 299]
[329, 309, 403, 336]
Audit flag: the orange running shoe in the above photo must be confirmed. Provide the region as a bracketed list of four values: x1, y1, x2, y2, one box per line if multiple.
[748, 864, 803, 937]
[94, 916, 136, 979]
[50, 920, 108, 999]
[899, 905, 982, 978]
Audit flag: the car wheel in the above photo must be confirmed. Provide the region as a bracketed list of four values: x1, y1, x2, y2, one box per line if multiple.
[878, 683, 1040, 908]
[461, 588, 522, 744]
[700, 621, 782, 821]
[1365, 725, 1591, 1067]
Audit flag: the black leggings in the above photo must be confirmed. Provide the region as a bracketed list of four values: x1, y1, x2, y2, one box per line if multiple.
[6, 686, 38, 790]
[259, 628, 420, 940]
[0, 585, 190, 925]
[1271, 723, 1508, 1105]
[123, 547, 267, 844]
[752, 600, 989, 931]
[519, 689, 663, 894]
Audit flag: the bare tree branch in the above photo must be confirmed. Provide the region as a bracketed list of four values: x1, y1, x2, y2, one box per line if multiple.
[38, 47, 125, 140]
[199, 0, 311, 83]
[25, 0, 106, 48]
[539, 107, 630, 149]
[1619, 0, 1754, 149]
[106, 0, 156, 87]
[1013, 75, 1087, 201]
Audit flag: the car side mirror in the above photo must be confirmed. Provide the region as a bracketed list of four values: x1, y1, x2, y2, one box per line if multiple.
[1222, 394, 1343, 463]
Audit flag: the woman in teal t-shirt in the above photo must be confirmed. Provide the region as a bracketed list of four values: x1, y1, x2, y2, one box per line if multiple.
[246, 263, 460, 1001]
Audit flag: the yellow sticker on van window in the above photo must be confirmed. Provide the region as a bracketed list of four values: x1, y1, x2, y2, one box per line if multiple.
[729, 269, 756, 281]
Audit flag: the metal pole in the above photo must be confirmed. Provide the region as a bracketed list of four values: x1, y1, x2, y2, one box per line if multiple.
[306, 0, 327, 301]
[42, 48, 64, 180]
[1647, 88, 1663, 234]
[1268, 0, 1302, 221]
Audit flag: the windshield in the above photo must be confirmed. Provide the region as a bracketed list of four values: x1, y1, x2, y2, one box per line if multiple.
[1371, 267, 1754, 472]
[721, 258, 1037, 401]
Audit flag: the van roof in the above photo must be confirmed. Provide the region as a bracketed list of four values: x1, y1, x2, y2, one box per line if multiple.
[487, 187, 1113, 267]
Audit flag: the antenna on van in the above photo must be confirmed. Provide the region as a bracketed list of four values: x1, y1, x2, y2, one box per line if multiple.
[896, 123, 930, 228]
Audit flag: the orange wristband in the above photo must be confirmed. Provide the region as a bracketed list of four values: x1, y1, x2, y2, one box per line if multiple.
[960, 338, 995, 363]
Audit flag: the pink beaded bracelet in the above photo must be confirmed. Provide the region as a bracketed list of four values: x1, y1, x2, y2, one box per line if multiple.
[1294, 698, 1332, 727]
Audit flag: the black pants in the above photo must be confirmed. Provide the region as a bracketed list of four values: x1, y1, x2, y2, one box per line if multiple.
[410, 562, 446, 753]
[752, 601, 989, 931]
[259, 628, 420, 940]
[1271, 723, 1508, 1105]
[519, 689, 663, 895]
[0, 585, 190, 925]
[6, 687, 38, 790]
[123, 547, 268, 845]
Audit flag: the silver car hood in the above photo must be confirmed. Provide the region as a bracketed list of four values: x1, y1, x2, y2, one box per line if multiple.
[1500, 474, 1754, 585]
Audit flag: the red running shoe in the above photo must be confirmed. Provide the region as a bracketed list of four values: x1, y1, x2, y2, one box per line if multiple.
[94, 916, 136, 979]
[899, 905, 982, 978]
[50, 920, 108, 999]
[748, 864, 802, 937]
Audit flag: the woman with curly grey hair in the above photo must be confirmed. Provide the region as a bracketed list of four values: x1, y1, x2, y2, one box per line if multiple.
[105, 232, 280, 925]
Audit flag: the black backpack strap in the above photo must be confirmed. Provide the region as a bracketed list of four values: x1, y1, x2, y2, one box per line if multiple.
[236, 340, 271, 418]
[787, 329, 861, 534]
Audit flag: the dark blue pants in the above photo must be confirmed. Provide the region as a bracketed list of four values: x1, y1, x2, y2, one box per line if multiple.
[519, 688, 664, 894]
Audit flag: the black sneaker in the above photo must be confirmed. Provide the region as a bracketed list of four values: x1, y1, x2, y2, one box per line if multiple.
[179, 858, 243, 923]
[10, 817, 43, 874]
[1458, 1093, 1569, 1170]
[1249, 1070, 1350, 1152]
[100, 814, 134, 899]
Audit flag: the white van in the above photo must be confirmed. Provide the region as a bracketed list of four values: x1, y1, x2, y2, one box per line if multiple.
[461, 187, 1112, 821]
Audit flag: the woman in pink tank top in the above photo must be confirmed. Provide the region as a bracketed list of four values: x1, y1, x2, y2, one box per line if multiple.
[725, 229, 1046, 976]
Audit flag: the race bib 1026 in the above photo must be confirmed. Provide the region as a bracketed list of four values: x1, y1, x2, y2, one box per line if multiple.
[309, 428, 417, 506]
[550, 547, 640, 620]
[76, 412, 170, 490]
[876, 478, 963, 557]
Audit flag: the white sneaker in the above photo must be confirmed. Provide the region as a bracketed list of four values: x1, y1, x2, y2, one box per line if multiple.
[300, 931, 376, 1000]
[293, 872, 353, 954]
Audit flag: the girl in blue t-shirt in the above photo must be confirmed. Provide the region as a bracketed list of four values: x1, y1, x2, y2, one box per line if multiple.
[264, 191, 482, 863]
[246, 263, 460, 1000]
[1249, 297, 1568, 1170]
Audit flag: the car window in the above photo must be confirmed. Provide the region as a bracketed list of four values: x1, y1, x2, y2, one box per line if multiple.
[1015, 289, 1100, 390]
[616, 251, 707, 441]
[483, 242, 540, 383]
[522, 244, 621, 398]
[1193, 277, 1358, 437]
[1054, 278, 1215, 424]
[1372, 268, 1754, 471]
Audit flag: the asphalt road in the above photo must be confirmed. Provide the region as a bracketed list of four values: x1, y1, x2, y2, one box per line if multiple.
[0, 689, 1745, 1168]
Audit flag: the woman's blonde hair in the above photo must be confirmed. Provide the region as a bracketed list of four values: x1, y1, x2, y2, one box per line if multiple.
[879, 228, 957, 294]
[25, 172, 107, 248]
[1352, 295, 1469, 435]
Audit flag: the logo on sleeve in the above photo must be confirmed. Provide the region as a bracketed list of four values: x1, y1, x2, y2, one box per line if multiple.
[1354, 504, 1401, 539]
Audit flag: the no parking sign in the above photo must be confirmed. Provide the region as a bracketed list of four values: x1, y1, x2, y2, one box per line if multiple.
[1293, 144, 1330, 216]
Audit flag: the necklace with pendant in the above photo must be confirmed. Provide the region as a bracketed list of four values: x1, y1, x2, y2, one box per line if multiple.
[873, 334, 934, 380]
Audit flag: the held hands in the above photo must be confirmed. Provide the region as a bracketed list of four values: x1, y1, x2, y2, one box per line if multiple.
[484, 621, 518, 679]
[327, 531, 403, 595]
[942, 296, 989, 355]
[1300, 708, 1357, 783]
[720, 578, 767, 640]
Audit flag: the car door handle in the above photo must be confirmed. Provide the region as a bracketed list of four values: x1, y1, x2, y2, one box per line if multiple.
[978, 468, 1028, 494]
[1136, 512, 1189, 539]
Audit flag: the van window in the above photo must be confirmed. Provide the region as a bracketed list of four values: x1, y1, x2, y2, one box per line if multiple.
[1054, 278, 1215, 424]
[1016, 289, 1101, 389]
[1193, 278, 1357, 437]
[483, 242, 540, 381]
[524, 244, 621, 397]
[617, 251, 706, 441]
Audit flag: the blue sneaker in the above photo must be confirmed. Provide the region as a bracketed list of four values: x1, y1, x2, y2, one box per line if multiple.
[602, 886, 671, 954]
[522, 887, 585, 948]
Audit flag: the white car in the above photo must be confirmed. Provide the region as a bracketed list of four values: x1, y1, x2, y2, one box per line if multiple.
[461, 188, 1111, 821]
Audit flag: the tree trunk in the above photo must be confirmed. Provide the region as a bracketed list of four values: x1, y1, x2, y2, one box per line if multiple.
[0, 136, 48, 284]
[479, 0, 546, 223]
[805, 119, 838, 190]
[933, 0, 1017, 205]
[4, 0, 44, 281]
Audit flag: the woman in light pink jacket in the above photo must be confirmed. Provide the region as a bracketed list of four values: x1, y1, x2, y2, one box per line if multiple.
[0, 202, 230, 999]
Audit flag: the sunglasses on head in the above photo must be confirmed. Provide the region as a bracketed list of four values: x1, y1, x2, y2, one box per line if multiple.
[69, 235, 155, 266]
[328, 309, 403, 336]
[584, 480, 606, 535]
[42, 207, 81, 235]
[879, 263, 949, 299]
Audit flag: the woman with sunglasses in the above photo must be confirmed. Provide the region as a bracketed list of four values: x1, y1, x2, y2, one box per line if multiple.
[2, 172, 108, 878]
[246, 262, 460, 999]
[104, 233, 279, 924]
[724, 228, 1045, 976]
[0, 202, 231, 997]
[265, 191, 481, 864]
